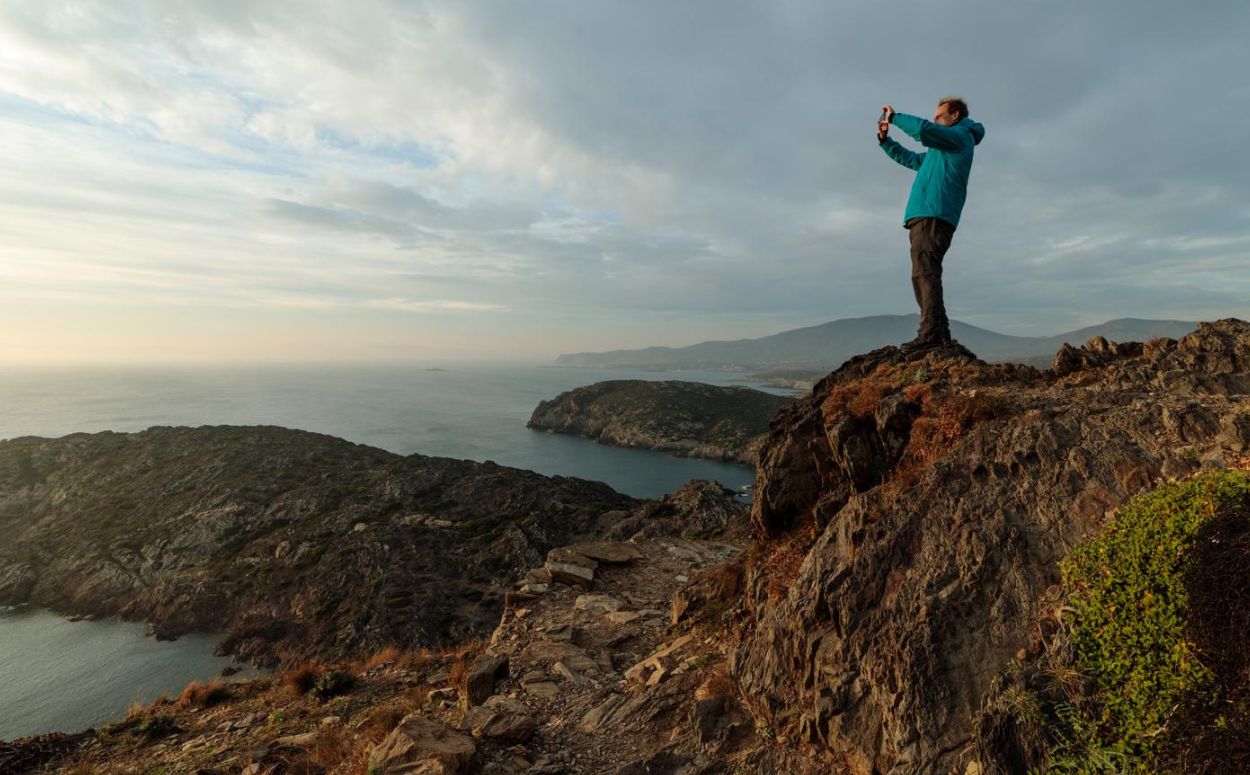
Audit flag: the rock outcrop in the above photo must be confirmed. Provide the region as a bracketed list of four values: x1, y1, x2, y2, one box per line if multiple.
[8, 322, 1250, 774]
[528, 380, 793, 465]
[730, 320, 1250, 774]
[0, 425, 639, 665]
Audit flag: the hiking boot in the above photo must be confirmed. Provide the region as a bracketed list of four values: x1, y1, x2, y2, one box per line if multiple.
[900, 336, 943, 354]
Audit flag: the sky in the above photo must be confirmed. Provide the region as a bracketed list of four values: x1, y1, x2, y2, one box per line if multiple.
[1, 1, 1248, 364]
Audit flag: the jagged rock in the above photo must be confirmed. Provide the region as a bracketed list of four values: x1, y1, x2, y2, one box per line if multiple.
[520, 670, 560, 699]
[368, 715, 475, 775]
[462, 696, 536, 742]
[0, 564, 36, 601]
[0, 732, 91, 774]
[564, 541, 645, 564]
[273, 732, 317, 747]
[545, 548, 597, 587]
[540, 623, 574, 642]
[624, 635, 693, 686]
[730, 319, 1250, 774]
[463, 655, 509, 708]
[605, 480, 749, 541]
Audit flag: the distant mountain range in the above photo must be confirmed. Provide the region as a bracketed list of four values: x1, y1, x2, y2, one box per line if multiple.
[554, 315, 1198, 371]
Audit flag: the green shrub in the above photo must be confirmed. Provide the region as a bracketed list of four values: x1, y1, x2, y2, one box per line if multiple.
[130, 714, 179, 739]
[1054, 470, 1250, 772]
[311, 669, 356, 700]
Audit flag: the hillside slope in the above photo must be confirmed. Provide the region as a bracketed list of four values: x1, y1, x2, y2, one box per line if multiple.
[0, 426, 638, 665]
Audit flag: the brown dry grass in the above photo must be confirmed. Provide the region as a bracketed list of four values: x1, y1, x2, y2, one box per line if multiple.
[824, 378, 895, 419]
[447, 638, 487, 692]
[757, 521, 820, 603]
[358, 645, 403, 672]
[695, 667, 738, 702]
[281, 663, 323, 697]
[355, 700, 412, 741]
[174, 680, 231, 709]
[282, 726, 356, 775]
[710, 555, 746, 600]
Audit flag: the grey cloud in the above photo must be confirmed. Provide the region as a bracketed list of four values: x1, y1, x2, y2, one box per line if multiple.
[3, 0, 1249, 353]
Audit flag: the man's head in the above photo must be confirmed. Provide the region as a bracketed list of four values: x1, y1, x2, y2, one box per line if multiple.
[933, 96, 968, 126]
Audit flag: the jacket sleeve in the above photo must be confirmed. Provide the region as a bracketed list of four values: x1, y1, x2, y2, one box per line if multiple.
[880, 136, 925, 171]
[892, 113, 966, 152]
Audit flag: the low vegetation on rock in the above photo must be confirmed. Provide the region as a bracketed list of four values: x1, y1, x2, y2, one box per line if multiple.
[981, 469, 1250, 774]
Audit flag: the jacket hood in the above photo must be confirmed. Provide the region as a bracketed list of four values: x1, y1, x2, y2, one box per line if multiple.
[961, 118, 985, 145]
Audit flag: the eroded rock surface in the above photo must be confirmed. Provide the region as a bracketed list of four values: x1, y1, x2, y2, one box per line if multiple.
[0, 426, 638, 665]
[730, 320, 1250, 774]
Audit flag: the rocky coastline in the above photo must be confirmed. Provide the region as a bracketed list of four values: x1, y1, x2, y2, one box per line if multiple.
[0, 425, 644, 666]
[6, 321, 1250, 774]
[527, 380, 793, 466]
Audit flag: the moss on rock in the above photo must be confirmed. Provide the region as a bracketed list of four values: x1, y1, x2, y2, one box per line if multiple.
[1031, 470, 1250, 773]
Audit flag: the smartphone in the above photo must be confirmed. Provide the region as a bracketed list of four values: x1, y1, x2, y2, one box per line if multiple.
[878, 110, 888, 125]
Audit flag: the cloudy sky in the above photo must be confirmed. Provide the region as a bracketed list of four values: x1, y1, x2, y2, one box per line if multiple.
[1, 1, 1248, 363]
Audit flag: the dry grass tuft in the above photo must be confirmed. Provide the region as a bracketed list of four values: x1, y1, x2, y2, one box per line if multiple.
[356, 700, 413, 742]
[445, 638, 487, 693]
[174, 680, 231, 709]
[759, 521, 820, 603]
[695, 668, 739, 702]
[904, 391, 998, 467]
[282, 726, 357, 775]
[358, 645, 403, 672]
[281, 662, 323, 697]
[824, 378, 895, 419]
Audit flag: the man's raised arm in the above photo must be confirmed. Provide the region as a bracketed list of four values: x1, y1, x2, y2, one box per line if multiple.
[880, 136, 925, 171]
[891, 113, 967, 152]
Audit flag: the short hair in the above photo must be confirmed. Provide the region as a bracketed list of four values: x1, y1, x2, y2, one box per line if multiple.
[939, 96, 969, 120]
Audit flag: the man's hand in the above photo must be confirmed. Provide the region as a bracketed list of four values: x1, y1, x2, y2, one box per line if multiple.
[881, 104, 895, 122]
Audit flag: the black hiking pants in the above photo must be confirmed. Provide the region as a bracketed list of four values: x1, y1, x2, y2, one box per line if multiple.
[907, 217, 955, 342]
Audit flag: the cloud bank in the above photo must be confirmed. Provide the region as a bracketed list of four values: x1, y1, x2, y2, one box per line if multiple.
[1, 1, 1247, 362]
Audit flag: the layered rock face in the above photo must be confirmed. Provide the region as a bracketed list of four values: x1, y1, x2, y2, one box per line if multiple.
[730, 321, 1250, 774]
[528, 380, 793, 465]
[0, 426, 637, 665]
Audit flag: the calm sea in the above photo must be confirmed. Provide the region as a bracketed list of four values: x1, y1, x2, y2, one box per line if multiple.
[0, 361, 782, 739]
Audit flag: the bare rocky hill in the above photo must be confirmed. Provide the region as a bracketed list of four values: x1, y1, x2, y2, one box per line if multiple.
[0, 426, 641, 666]
[528, 380, 793, 465]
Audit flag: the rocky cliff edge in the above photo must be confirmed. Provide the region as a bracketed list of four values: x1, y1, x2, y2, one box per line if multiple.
[730, 319, 1250, 774]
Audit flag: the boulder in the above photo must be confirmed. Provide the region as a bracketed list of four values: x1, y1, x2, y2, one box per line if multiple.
[368, 715, 475, 775]
[461, 696, 535, 742]
[564, 541, 644, 564]
[462, 655, 509, 708]
[545, 547, 598, 587]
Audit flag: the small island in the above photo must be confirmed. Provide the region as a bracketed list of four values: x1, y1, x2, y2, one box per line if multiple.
[527, 380, 794, 466]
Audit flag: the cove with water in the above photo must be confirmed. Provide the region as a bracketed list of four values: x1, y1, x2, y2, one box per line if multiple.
[0, 361, 776, 739]
[0, 607, 253, 741]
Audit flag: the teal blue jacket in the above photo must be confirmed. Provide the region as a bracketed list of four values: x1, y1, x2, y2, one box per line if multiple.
[881, 114, 985, 228]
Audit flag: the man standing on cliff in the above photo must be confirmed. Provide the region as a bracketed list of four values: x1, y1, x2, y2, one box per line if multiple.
[878, 98, 985, 352]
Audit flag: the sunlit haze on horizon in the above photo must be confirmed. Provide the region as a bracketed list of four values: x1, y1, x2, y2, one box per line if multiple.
[2, 1, 1248, 364]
